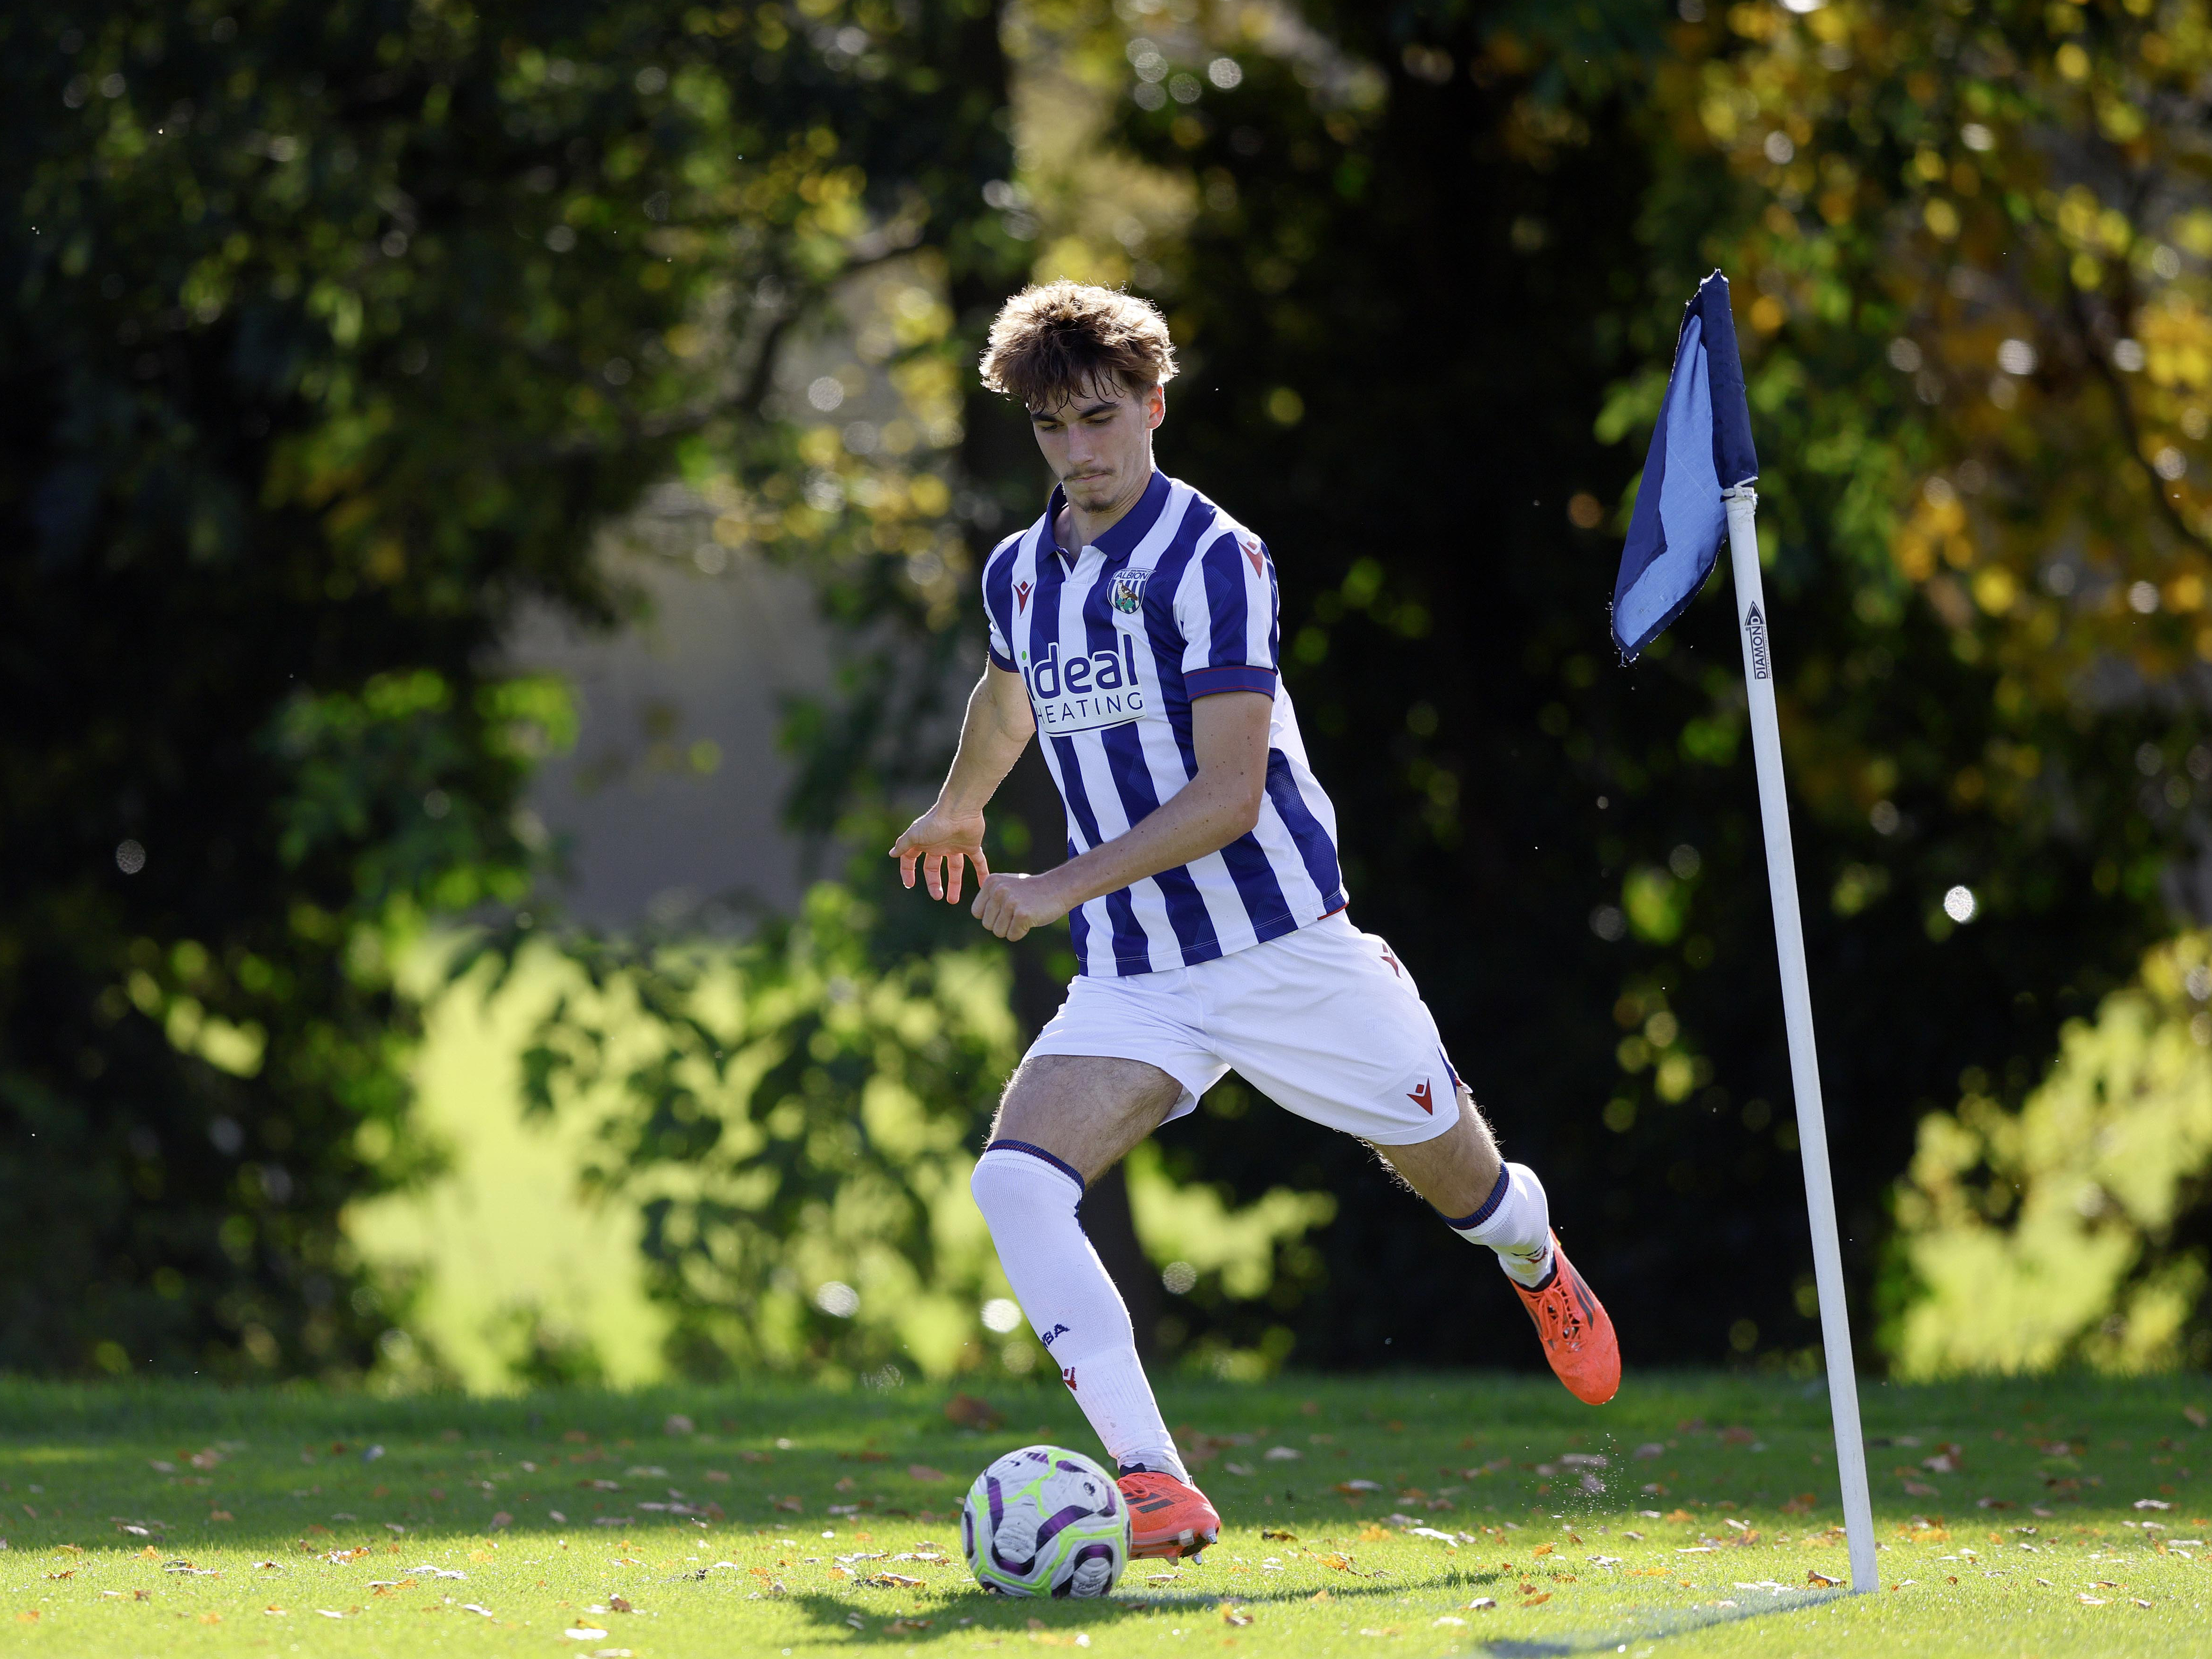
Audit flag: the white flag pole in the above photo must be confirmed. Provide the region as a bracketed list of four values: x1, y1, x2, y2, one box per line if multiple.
[1721, 485, 1878, 1594]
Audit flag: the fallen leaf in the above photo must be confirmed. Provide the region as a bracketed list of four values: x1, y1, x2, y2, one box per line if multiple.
[2187, 1407, 2208, 1430]
[1903, 1481, 1939, 1497]
[1335, 1479, 1382, 1494]
[1260, 1527, 1298, 1542]
[1220, 1606, 1254, 1627]
[907, 1465, 946, 1482]
[1523, 1590, 1551, 1604]
[2079, 1595, 2107, 1605]
[2134, 1499, 2173, 1511]
[565, 1628, 611, 1640]
[1533, 1542, 1555, 1557]
[1467, 1597, 1495, 1610]
[1309, 1590, 1333, 1603]
[664, 1415, 694, 1436]
[887, 1618, 932, 1634]
[944, 1394, 1004, 1430]
[1807, 1570, 1842, 1587]
[1356, 1523, 1390, 1542]
[608, 1595, 633, 1613]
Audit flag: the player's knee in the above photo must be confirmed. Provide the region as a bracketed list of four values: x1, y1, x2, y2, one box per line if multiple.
[969, 1153, 1012, 1220]
[970, 1145, 1078, 1228]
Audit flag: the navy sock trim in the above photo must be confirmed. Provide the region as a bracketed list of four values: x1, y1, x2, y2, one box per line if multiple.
[1438, 1164, 1511, 1232]
[984, 1138, 1086, 1195]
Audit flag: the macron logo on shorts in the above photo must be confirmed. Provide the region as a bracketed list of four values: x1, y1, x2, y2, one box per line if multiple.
[1407, 1079, 1433, 1114]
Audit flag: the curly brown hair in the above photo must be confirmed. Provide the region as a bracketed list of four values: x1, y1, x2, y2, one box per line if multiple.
[978, 281, 1178, 409]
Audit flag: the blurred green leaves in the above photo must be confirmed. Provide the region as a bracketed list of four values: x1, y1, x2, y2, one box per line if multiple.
[1890, 931, 2212, 1376]
[498, 885, 1024, 1380]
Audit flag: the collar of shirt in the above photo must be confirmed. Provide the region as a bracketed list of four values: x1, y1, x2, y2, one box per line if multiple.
[1044, 469, 1173, 566]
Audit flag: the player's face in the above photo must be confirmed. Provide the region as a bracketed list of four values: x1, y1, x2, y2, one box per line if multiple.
[1028, 381, 1164, 519]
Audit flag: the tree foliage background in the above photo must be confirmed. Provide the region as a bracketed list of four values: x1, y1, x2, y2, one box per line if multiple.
[15, 0, 2212, 1383]
[1, 0, 1010, 1377]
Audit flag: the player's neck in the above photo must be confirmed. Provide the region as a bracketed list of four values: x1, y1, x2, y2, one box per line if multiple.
[1054, 464, 1153, 554]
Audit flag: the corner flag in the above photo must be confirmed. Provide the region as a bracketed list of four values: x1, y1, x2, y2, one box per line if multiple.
[1611, 270, 1879, 1597]
[1611, 271, 1759, 658]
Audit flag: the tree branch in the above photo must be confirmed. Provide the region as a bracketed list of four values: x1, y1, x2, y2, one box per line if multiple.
[2066, 250, 2212, 560]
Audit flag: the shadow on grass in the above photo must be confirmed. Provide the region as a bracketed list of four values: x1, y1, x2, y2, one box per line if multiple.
[779, 1581, 1859, 1653]
[780, 1576, 1423, 1643]
[1469, 1588, 1854, 1657]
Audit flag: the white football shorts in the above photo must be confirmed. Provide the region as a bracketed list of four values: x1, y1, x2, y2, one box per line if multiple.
[1024, 911, 1461, 1146]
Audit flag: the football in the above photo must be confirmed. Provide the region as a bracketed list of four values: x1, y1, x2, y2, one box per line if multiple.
[961, 1444, 1129, 1597]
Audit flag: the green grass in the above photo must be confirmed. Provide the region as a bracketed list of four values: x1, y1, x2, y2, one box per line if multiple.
[3, 1370, 2209, 1657]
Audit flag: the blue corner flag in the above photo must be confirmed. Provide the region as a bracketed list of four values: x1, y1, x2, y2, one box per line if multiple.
[1610, 271, 1760, 659]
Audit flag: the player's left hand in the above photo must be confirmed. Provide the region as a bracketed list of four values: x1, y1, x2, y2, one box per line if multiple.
[970, 871, 1073, 942]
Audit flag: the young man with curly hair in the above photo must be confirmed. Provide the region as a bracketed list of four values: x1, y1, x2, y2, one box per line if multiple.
[891, 282, 1618, 1558]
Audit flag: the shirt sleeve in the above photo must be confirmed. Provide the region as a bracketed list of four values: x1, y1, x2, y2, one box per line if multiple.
[983, 559, 1018, 672]
[1175, 526, 1280, 698]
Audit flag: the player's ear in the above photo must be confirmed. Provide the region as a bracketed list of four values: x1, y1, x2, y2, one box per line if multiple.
[1144, 382, 1165, 430]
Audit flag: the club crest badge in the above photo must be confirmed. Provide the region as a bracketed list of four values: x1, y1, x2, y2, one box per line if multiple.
[1108, 568, 1149, 615]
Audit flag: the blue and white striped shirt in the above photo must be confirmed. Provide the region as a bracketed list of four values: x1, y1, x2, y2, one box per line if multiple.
[982, 470, 1347, 978]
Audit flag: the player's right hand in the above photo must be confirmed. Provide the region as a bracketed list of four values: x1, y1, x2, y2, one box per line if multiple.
[890, 804, 991, 904]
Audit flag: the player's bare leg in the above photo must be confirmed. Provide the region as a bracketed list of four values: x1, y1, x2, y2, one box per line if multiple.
[969, 1056, 1220, 1557]
[1371, 1085, 1620, 1405]
[989, 1054, 1180, 1181]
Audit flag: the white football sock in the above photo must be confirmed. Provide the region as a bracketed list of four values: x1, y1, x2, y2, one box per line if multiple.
[970, 1143, 1189, 1483]
[1442, 1160, 1554, 1288]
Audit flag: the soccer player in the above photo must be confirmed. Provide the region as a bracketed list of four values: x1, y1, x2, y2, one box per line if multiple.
[891, 282, 1617, 1560]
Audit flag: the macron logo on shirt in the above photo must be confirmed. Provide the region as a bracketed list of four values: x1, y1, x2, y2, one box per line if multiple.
[1023, 637, 1146, 734]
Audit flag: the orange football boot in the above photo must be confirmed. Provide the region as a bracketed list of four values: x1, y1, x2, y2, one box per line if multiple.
[1512, 1231, 1620, 1405]
[1117, 1467, 1221, 1559]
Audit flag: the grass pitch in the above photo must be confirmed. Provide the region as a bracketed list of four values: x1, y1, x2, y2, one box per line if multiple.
[2, 1369, 2208, 1657]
